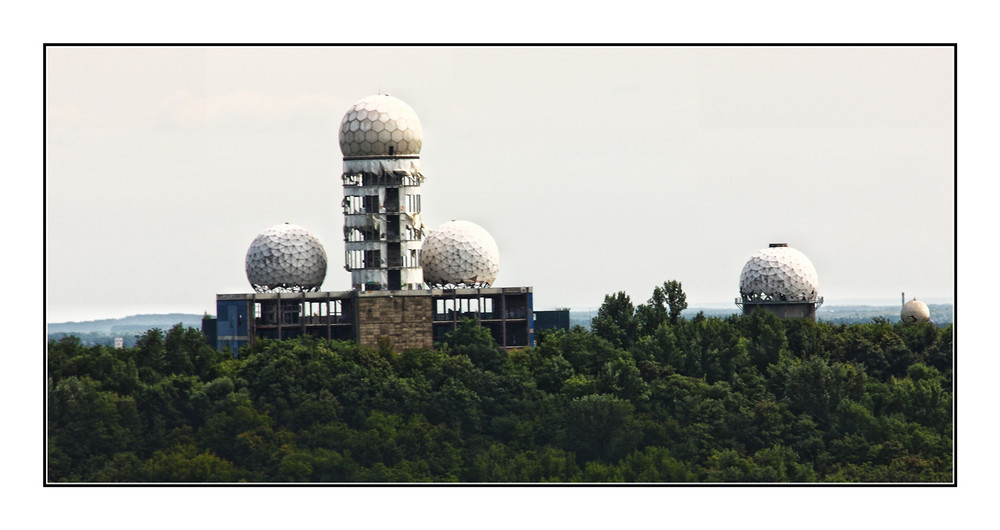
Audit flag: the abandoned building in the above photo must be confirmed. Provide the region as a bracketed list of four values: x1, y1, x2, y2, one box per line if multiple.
[203, 93, 558, 355]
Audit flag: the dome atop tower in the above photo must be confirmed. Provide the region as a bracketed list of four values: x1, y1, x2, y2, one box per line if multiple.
[422, 220, 499, 288]
[245, 223, 327, 293]
[739, 243, 820, 302]
[339, 94, 423, 158]
[901, 298, 931, 323]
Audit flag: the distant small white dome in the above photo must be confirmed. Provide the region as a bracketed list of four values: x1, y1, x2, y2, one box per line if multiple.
[245, 223, 327, 293]
[901, 299, 931, 323]
[339, 94, 423, 158]
[422, 220, 499, 288]
[739, 244, 820, 302]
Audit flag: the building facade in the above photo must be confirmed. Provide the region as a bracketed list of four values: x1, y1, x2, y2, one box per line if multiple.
[209, 287, 534, 355]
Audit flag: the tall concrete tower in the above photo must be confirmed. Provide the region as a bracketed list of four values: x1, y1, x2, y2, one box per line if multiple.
[338, 94, 426, 291]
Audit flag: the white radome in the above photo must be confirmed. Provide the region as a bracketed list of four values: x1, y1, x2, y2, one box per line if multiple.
[422, 220, 500, 287]
[339, 94, 423, 158]
[739, 244, 820, 302]
[245, 223, 327, 293]
[901, 299, 931, 323]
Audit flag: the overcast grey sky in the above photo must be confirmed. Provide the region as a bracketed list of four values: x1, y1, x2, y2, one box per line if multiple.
[45, 46, 954, 322]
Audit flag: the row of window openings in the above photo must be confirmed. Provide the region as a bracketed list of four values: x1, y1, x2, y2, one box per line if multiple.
[253, 300, 350, 325]
[434, 297, 529, 320]
[342, 173, 422, 188]
[435, 298, 495, 318]
[346, 249, 421, 269]
[345, 225, 423, 242]
[343, 193, 420, 214]
[239, 298, 524, 326]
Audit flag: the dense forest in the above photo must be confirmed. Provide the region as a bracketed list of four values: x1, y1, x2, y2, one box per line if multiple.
[47, 283, 953, 483]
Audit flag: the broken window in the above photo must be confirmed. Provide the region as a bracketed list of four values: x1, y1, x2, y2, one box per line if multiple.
[364, 249, 381, 269]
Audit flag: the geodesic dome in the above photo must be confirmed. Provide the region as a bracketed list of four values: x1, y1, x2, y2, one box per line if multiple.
[901, 299, 931, 323]
[245, 223, 327, 293]
[421, 220, 499, 288]
[739, 244, 820, 303]
[339, 94, 423, 158]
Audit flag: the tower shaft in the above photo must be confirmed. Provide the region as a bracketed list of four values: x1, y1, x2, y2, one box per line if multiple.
[342, 157, 425, 291]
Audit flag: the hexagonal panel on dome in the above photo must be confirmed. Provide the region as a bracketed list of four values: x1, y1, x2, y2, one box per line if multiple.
[739, 244, 819, 302]
[338, 94, 423, 158]
[421, 220, 500, 288]
[245, 223, 327, 293]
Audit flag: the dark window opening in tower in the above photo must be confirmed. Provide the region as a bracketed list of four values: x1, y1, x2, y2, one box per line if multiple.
[387, 215, 400, 240]
[364, 249, 381, 269]
[385, 188, 399, 212]
[385, 242, 403, 267]
[387, 243, 401, 268]
[388, 145, 394, 155]
[388, 269, 401, 290]
[363, 195, 379, 213]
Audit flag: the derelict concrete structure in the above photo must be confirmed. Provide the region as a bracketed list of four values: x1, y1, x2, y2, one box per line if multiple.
[340, 94, 426, 292]
[214, 287, 533, 354]
[736, 243, 823, 320]
[207, 93, 539, 355]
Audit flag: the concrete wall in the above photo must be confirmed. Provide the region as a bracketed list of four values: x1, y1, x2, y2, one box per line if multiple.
[357, 293, 433, 351]
[742, 302, 817, 320]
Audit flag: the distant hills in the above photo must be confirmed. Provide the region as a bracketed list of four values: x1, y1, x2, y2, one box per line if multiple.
[47, 313, 205, 347]
[48, 313, 204, 334]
